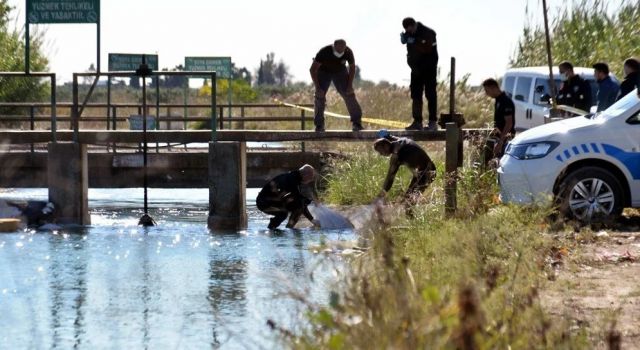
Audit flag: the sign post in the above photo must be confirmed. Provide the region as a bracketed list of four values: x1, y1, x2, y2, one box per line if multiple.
[185, 57, 233, 128]
[25, 0, 101, 73]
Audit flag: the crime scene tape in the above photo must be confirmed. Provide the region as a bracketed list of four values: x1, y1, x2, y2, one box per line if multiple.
[274, 99, 406, 129]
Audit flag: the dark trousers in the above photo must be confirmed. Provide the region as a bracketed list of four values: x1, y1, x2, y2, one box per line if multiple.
[256, 194, 307, 229]
[410, 60, 438, 123]
[314, 68, 362, 127]
[406, 166, 436, 198]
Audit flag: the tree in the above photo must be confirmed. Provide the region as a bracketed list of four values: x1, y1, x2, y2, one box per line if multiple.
[511, 0, 640, 76]
[255, 52, 291, 87]
[160, 65, 186, 88]
[0, 0, 49, 122]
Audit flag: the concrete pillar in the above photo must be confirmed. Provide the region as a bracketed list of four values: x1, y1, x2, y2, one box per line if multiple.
[207, 141, 247, 230]
[48, 142, 90, 225]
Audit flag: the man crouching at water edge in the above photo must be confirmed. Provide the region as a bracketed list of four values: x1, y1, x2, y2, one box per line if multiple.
[374, 135, 436, 208]
[256, 164, 320, 230]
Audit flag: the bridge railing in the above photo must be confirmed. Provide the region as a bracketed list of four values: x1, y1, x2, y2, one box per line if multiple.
[0, 102, 313, 131]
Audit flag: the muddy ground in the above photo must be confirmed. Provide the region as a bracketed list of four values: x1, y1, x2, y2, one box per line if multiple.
[542, 212, 640, 349]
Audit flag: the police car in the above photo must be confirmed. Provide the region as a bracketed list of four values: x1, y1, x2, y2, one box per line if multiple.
[498, 89, 640, 222]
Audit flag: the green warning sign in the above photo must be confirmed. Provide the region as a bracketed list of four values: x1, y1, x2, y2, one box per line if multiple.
[184, 57, 232, 79]
[27, 0, 100, 24]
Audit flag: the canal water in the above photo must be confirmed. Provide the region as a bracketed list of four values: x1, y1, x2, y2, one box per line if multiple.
[0, 188, 355, 349]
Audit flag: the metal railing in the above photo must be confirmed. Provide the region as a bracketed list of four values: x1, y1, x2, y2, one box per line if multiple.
[0, 102, 313, 130]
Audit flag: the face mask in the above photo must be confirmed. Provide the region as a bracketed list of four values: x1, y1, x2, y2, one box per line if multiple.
[333, 46, 345, 58]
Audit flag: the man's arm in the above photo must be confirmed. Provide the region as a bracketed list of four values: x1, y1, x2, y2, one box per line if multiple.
[381, 155, 401, 193]
[347, 61, 356, 91]
[309, 61, 322, 92]
[494, 115, 514, 156]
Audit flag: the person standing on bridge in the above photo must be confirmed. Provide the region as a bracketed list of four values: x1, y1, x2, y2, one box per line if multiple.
[310, 39, 364, 132]
[256, 164, 320, 230]
[374, 135, 436, 211]
[401, 17, 439, 131]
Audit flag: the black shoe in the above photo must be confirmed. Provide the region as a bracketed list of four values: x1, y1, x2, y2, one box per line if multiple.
[315, 125, 325, 132]
[405, 122, 423, 131]
[352, 123, 364, 132]
[424, 121, 438, 131]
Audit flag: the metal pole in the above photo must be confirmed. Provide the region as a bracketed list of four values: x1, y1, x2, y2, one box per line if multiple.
[155, 75, 160, 153]
[211, 72, 217, 142]
[227, 79, 232, 129]
[107, 76, 111, 130]
[300, 109, 306, 152]
[72, 74, 79, 142]
[96, 20, 101, 73]
[25, 17, 29, 73]
[449, 57, 456, 118]
[542, 0, 558, 109]
[445, 122, 459, 216]
[30, 105, 35, 153]
[142, 75, 149, 215]
[183, 79, 188, 130]
[51, 74, 57, 143]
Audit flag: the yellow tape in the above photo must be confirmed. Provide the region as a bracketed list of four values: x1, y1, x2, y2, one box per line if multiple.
[274, 99, 406, 129]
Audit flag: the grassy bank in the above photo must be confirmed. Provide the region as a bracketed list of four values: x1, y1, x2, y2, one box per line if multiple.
[276, 148, 596, 348]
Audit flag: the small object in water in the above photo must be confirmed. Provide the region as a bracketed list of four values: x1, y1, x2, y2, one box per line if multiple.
[0, 218, 21, 232]
[138, 214, 156, 227]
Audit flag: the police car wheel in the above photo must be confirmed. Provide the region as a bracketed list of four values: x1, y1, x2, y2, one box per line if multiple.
[558, 167, 624, 223]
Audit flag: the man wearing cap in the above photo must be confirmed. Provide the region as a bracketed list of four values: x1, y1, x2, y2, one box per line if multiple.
[310, 39, 364, 132]
[593, 62, 620, 112]
[256, 164, 319, 229]
[400, 17, 439, 131]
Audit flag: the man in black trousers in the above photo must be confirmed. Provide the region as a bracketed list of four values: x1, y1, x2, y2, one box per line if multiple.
[401, 17, 439, 131]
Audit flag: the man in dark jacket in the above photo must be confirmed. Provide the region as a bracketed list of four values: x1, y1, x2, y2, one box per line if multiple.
[482, 78, 515, 159]
[556, 61, 592, 112]
[618, 58, 639, 100]
[373, 136, 436, 205]
[593, 62, 620, 112]
[256, 164, 318, 229]
[400, 17, 439, 131]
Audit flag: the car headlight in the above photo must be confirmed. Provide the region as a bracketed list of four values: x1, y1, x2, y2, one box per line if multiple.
[506, 141, 559, 160]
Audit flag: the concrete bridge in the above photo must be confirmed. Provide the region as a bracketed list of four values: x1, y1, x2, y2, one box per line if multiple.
[0, 128, 473, 230]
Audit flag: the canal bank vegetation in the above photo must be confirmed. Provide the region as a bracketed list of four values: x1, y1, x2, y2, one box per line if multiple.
[273, 150, 601, 348]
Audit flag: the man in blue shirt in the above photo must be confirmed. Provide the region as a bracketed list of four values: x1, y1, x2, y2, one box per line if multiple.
[593, 62, 620, 111]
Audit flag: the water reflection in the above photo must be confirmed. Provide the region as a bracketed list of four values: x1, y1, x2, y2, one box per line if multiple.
[0, 189, 353, 349]
[48, 232, 88, 348]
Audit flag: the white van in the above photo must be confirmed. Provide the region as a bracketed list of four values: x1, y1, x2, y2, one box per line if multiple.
[501, 66, 602, 130]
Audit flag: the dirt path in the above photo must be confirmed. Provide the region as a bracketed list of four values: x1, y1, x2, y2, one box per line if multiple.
[542, 214, 640, 348]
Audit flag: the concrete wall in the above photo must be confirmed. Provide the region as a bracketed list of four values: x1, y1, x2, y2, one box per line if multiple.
[0, 151, 326, 188]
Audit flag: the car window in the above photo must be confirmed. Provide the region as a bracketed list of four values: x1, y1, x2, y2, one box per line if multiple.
[533, 78, 562, 105]
[514, 77, 532, 103]
[503, 76, 516, 98]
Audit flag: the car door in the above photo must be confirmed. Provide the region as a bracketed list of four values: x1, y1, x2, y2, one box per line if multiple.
[623, 109, 640, 206]
[532, 77, 562, 126]
[513, 76, 533, 130]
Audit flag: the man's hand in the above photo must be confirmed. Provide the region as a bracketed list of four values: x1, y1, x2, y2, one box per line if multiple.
[493, 140, 504, 157]
[346, 85, 355, 95]
[400, 32, 407, 44]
